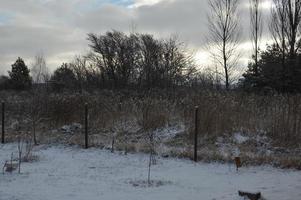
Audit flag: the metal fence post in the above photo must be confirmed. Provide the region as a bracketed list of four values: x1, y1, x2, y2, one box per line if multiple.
[2, 102, 5, 144]
[85, 103, 88, 149]
[194, 106, 199, 162]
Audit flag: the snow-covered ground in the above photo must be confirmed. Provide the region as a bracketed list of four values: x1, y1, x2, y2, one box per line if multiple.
[1, 143, 301, 200]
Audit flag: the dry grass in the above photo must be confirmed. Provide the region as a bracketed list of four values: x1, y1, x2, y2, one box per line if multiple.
[1, 89, 301, 169]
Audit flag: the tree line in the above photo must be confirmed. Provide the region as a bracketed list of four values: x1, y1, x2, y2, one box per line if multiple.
[242, 0, 301, 93]
[1, 0, 301, 93]
[52, 32, 197, 91]
[0, 32, 200, 91]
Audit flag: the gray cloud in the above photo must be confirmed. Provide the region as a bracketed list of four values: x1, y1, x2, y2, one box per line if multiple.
[0, 0, 272, 75]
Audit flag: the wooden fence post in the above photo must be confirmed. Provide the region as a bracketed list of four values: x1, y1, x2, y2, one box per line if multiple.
[194, 106, 199, 162]
[2, 102, 5, 144]
[85, 103, 88, 149]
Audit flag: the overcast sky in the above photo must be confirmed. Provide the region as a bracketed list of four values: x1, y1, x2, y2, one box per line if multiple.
[0, 0, 273, 75]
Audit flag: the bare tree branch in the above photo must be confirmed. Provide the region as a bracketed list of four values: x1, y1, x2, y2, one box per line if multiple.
[207, 0, 241, 90]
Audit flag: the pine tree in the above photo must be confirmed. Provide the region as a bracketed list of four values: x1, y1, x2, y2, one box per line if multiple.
[50, 63, 77, 90]
[8, 57, 32, 90]
[241, 44, 301, 93]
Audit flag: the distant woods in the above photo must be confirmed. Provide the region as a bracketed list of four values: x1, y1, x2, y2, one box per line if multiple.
[86, 32, 195, 89]
[49, 31, 197, 91]
[1, 0, 301, 93]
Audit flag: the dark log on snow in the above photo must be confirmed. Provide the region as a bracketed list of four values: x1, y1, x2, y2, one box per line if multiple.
[238, 190, 261, 200]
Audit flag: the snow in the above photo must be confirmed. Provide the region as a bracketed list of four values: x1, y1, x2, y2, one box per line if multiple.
[1, 143, 301, 200]
[60, 123, 82, 134]
[233, 133, 250, 144]
[155, 125, 184, 141]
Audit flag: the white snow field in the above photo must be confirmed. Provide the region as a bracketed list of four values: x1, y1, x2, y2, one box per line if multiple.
[0, 143, 301, 200]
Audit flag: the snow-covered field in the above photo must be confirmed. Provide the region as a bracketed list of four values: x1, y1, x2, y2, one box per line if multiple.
[1, 143, 301, 200]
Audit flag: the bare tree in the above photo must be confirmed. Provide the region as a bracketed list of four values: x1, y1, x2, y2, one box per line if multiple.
[31, 53, 49, 83]
[270, 0, 289, 67]
[69, 55, 89, 93]
[87, 31, 140, 87]
[249, 0, 263, 75]
[270, 0, 301, 60]
[147, 131, 156, 186]
[207, 0, 241, 90]
[17, 137, 23, 174]
[29, 53, 50, 145]
[285, 0, 301, 58]
[88, 31, 194, 89]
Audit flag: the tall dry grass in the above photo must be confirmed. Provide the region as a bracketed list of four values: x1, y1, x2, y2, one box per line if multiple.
[1, 89, 301, 146]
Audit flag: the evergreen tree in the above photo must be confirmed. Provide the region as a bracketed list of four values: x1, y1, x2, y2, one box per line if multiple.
[50, 63, 77, 90]
[8, 57, 32, 90]
[241, 44, 301, 93]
